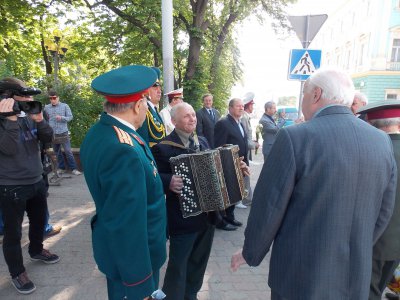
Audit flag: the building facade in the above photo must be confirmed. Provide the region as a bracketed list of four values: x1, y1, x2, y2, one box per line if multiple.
[312, 0, 400, 103]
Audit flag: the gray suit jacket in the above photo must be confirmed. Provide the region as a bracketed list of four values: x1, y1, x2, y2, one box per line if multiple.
[243, 106, 397, 300]
[241, 111, 257, 150]
[259, 113, 285, 157]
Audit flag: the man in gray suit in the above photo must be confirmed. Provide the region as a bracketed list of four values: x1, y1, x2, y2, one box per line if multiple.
[357, 101, 400, 300]
[259, 101, 285, 161]
[231, 68, 397, 300]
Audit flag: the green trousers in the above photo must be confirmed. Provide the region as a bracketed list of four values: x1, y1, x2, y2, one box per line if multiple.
[106, 269, 159, 300]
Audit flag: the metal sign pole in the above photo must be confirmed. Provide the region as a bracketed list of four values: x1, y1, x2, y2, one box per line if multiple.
[298, 15, 310, 118]
[288, 14, 327, 118]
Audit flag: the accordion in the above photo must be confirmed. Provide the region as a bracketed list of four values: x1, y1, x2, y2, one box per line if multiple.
[169, 144, 246, 218]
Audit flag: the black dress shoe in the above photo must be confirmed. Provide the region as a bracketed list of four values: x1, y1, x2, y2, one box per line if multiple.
[385, 292, 400, 300]
[216, 223, 237, 231]
[227, 219, 242, 227]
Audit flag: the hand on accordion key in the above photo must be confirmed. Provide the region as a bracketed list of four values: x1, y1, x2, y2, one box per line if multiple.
[239, 156, 250, 177]
[169, 175, 184, 194]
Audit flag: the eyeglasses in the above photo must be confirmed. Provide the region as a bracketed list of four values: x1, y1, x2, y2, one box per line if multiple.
[152, 82, 161, 87]
[49, 96, 57, 100]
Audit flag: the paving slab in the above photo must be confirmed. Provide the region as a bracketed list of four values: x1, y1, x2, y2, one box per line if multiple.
[0, 153, 272, 300]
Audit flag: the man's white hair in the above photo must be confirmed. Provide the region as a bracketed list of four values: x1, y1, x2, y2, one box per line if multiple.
[306, 68, 355, 107]
[170, 102, 194, 121]
[103, 101, 135, 114]
[354, 92, 368, 105]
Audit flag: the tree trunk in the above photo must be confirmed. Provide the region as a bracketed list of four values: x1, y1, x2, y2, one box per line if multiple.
[208, 13, 238, 92]
[184, 0, 209, 82]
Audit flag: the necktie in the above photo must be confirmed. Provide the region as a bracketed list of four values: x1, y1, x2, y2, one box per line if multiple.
[238, 122, 244, 137]
[188, 136, 199, 152]
[208, 109, 214, 120]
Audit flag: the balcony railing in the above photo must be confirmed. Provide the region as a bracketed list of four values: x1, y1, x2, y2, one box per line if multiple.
[387, 61, 400, 71]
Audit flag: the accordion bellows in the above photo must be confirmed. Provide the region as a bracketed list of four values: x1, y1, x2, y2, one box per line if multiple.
[169, 144, 246, 218]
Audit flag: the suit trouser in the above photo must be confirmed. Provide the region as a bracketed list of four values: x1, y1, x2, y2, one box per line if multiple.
[106, 269, 160, 300]
[271, 290, 288, 300]
[0, 180, 47, 277]
[215, 204, 236, 227]
[243, 175, 253, 204]
[369, 258, 400, 300]
[162, 223, 215, 300]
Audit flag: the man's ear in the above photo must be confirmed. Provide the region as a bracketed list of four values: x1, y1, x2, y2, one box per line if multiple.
[132, 100, 142, 115]
[313, 87, 322, 104]
[171, 117, 177, 126]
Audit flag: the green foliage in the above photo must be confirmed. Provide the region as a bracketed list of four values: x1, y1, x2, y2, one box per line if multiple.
[35, 81, 103, 148]
[0, 0, 295, 147]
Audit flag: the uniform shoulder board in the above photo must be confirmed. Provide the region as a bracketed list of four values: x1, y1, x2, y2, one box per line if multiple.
[112, 126, 133, 146]
[130, 133, 145, 145]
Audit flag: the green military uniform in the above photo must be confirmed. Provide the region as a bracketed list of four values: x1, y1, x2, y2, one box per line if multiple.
[369, 134, 400, 300]
[81, 112, 166, 299]
[137, 103, 166, 147]
[82, 65, 166, 300]
[357, 101, 400, 300]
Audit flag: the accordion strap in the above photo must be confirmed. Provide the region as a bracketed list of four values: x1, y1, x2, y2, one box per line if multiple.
[159, 140, 188, 149]
[160, 133, 200, 151]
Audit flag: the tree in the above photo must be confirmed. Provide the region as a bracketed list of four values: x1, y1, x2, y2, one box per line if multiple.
[0, 0, 296, 145]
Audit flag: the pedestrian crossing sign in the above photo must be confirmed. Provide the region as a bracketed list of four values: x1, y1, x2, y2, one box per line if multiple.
[288, 49, 322, 81]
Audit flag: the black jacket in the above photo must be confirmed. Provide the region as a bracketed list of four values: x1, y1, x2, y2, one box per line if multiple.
[214, 114, 249, 165]
[196, 107, 220, 148]
[151, 130, 211, 235]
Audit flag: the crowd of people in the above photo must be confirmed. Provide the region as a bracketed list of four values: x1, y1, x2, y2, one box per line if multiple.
[1, 65, 400, 300]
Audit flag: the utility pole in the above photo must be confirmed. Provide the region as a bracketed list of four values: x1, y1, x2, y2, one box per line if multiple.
[162, 0, 174, 106]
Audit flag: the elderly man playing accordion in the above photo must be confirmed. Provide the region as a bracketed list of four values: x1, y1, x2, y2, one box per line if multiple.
[152, 102, 249, 300]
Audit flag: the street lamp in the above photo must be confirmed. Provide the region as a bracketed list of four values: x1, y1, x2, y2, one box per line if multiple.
[45, 29, 69, 82]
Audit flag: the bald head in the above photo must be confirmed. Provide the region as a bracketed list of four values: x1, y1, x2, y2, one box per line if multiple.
[171, 102, 197, 134]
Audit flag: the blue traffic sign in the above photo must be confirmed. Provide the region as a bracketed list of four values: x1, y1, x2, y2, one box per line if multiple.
[288, 49, 322, 81]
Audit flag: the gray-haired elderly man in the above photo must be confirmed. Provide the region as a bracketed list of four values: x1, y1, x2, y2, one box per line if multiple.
[351, 91, 368, 120]
[357, 101, 400, 300]
[259, 101, 285, 161]
[231, 68, 397, 300]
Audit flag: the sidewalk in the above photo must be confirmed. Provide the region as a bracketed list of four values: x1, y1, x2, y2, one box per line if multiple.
[0, 153, 270, 300]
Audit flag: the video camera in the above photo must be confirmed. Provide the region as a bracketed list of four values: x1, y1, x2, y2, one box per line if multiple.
[0, 80, 42, 117]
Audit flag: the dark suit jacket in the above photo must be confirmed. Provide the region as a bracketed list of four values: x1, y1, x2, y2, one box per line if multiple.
[214, 114, 248, 165]
[151, 130, 210, 236]
[196, 107, 220, 148]
[243, 106, 397, 300]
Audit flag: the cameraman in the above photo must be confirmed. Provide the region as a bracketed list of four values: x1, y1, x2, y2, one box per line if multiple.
[0, 77, 60, 295]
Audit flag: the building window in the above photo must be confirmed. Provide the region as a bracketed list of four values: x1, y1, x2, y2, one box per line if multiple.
[391, 39, 400, 62]
[386, 89, 400, 100]
[359, 44, 365, 65]
[345, 49, 351, 69]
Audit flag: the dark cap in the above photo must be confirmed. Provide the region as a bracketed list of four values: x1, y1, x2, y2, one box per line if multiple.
[91, 65, 157, 103]
[357, 100, 400, 120]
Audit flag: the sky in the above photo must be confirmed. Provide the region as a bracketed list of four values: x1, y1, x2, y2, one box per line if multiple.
[231, 0, 347, 109]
